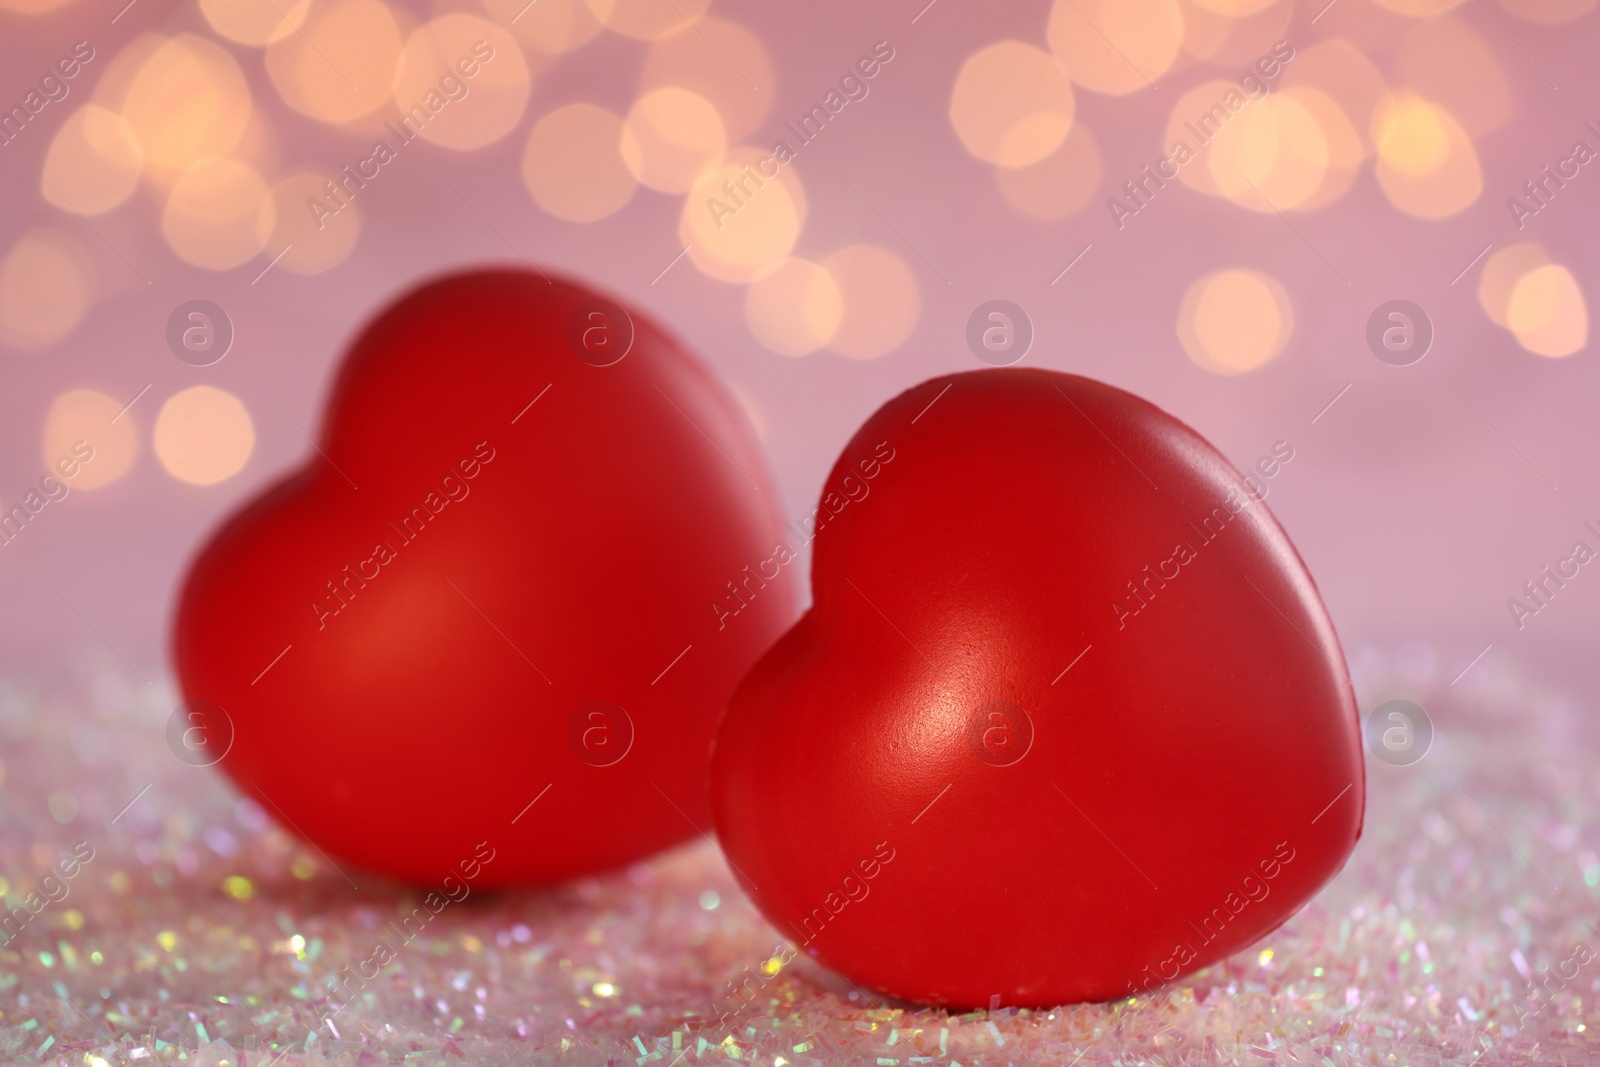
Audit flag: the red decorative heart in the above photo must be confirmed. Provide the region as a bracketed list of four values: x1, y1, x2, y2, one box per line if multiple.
[711, 368, 1364, 1007]
[175, 270, 797, 886]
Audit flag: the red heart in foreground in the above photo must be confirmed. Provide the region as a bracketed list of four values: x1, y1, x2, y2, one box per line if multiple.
[176, 269, 797, 887]
[712, 368, 1364, 1008]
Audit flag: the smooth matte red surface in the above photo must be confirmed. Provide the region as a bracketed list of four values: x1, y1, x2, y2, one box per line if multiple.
[711, 368, 1365, 1008]
[175, 269, 798, 887]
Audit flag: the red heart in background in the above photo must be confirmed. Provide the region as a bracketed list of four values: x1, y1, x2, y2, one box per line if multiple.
[711, 368, 1364, 1007]
[175, 269, 798, 887]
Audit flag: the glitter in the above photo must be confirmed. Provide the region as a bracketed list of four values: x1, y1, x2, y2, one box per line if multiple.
[1258, 949, 1274, 967]
[761, 955, 783, 976]
[63, 908, 84, 930]
[0, 654, 1587, 1065]
[700, 890, 721, 910]
[38, 952, 53, 967]
[222, 876, 254, 901]
[593, 982, 616, 997]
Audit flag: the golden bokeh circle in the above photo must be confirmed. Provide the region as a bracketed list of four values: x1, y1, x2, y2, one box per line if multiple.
[162, 159, 276, 271]
[743, 257, 842, 357]
[0, 230, 95, 353]
[822, 245, 920, 361]
[1507, 265, 1587, 358]
[950, 41, 1076, 168]
[995, 121, 1102, 220]
[522, 104, 638, 222]
[265, 0, 405, 125]
[585, 0, 710, 40]
[1283, 86, 1364, 211]
[268, 172, 362, 274]
[200, 0, 313, 47]
[482, 0, 603, 54]
[1178, 269, 1293, 375]
[1372, 94, 1481, 219]
[1162, 80, 1242, 198]
[1181, 0, 1294, 67]
[392, 16, 530, 151]
[620, 87, 728, 193]
[43, 389, 138, 491]
[680, 146, 807, 284]
[1206, 93, 1330, 212]
[1048, 0, 1184, 96]
[1478, 243, 1550, 327]
[1281, 38, 1389, 155]
[120, 34, 253, 172]
[640, 18, 775, 141]
[154, 386, 257, 486]
[42, 105, 143, 217]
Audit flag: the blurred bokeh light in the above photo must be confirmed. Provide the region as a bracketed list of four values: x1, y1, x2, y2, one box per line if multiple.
[153, 385, 256, 485]
[42, 389, 137, 490]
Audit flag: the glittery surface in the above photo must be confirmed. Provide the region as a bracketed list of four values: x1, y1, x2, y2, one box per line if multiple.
[1, 645, 1594, 1066]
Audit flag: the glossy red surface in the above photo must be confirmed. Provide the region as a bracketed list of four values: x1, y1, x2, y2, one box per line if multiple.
[711, 368, 1365, 1008]
[175, 269, 798, 886]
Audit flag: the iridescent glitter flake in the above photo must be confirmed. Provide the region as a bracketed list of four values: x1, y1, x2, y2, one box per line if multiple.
[0, 647, 1597, 1064]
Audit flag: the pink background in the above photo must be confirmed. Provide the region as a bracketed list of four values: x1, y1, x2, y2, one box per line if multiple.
[1, 0, 1597, 694]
